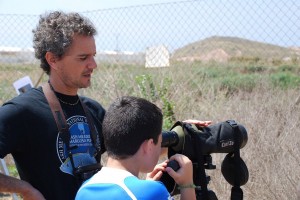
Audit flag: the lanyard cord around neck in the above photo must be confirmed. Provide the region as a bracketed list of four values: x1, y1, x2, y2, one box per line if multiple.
[43, 82, 100, 161]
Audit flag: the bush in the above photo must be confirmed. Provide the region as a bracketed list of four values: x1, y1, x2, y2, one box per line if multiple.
[270, 72, 300, 89]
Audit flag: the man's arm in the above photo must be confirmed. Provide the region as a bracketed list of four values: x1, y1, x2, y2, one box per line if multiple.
[0, 173, 45, 200]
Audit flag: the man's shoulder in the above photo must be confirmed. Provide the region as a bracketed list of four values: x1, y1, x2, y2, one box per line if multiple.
[80, 96, 103, 107]
[79, 96, 105, 117]
[2, 87, 45, 108]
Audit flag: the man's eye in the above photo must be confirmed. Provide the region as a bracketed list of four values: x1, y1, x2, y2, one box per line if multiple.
[79, 56, 87, 60]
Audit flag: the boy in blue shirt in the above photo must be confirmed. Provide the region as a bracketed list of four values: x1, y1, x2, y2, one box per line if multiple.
[76, 96, 197, 200]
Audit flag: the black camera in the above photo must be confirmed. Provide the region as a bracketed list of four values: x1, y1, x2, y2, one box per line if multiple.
[73, 163, 102, 184]
[162, 120, 248, 157]
[160, 120, 249, 200]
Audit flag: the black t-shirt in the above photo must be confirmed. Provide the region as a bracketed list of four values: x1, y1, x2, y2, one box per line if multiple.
[0, 87, 106, 200]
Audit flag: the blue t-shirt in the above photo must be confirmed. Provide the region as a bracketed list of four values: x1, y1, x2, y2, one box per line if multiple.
[76, 167, 173, 200]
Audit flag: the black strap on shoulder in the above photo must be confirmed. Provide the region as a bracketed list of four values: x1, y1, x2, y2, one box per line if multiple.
[42, 83, 100, 158]
[43, 83, 76, 168]
[226, 120, 244, 200]
[79, 98, 101, 158]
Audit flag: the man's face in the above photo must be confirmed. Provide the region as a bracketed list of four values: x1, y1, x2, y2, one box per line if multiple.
[55, 34, 97, 90]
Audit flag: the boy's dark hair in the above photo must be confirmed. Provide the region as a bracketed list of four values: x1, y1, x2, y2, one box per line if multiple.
[103, 96, 163, 159]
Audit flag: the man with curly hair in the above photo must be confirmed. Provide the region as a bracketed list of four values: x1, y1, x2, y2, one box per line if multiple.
[0, 11, 105, 200]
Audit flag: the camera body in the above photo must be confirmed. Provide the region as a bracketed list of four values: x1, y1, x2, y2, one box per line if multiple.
[162, 120, 248, 159]
[160, 120, 249, 199]
[73, 163, 102, 183]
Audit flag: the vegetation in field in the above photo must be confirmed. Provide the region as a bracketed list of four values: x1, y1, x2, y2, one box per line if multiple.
[1, 59, 300, 199]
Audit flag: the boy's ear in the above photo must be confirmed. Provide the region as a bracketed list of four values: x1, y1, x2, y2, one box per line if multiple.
[141, 139, 154, 154]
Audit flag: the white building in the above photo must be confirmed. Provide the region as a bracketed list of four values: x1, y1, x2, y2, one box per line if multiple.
[145, 45, 170, 68]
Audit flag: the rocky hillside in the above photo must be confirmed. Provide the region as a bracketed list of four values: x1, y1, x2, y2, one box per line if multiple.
[172, 36, 300, 63]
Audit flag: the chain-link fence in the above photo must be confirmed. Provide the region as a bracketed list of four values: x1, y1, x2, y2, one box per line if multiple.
[0, 0, 299, 103]
[0, 1, 299, 199]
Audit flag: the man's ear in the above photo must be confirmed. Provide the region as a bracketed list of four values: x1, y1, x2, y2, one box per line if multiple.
[45, 52, 58, 70]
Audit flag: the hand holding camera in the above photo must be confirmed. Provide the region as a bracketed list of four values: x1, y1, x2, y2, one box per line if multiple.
[166, 154, 193, 187]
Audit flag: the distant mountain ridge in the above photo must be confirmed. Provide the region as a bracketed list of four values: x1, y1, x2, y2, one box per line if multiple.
[172, 36, 300, 63]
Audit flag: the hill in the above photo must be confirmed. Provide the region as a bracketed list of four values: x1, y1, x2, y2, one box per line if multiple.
[172, 36, 300, 63]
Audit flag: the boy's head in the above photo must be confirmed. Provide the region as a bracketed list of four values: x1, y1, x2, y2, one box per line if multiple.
[103, 96, 163, 161]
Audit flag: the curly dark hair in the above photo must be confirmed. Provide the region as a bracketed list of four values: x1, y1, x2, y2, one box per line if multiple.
[32, 11, 97, 75]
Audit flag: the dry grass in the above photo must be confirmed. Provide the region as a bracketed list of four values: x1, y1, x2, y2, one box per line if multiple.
[197, 87, 300, 200]
[2, 64, 300, 199]
[85, 65, 300, 200]
[164, 86, 299, 200]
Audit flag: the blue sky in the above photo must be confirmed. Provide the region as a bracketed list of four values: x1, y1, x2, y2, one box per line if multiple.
[0, 0, 179, 15]
[0, 0, 298, 52]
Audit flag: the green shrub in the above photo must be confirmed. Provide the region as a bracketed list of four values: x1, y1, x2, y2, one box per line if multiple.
[244, 65, 266, 73]
[220, 74, 258, 94]
[277, 65, 300, 74]
[270, 72, 300, 89]
[135, 74, 175, 130]
[8, 165, 19, 178]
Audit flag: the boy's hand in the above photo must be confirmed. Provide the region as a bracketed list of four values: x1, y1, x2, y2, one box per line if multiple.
[146, 160, 168, 181]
